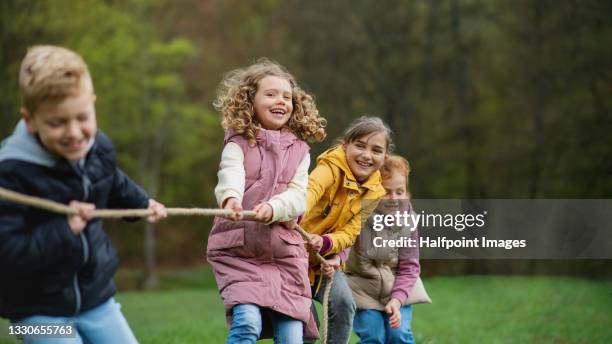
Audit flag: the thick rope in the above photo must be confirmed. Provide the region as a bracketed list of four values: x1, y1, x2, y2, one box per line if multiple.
[0, 185, 334, 343]
[320, 277, 334, 344]
[295, 225, 334, 344]
[0, 186, 256, 218]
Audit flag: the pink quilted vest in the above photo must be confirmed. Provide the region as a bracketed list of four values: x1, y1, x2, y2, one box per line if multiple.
[206, 128, 319, 339]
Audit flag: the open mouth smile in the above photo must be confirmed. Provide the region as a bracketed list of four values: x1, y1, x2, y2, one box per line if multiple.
[62, 139, 87, 151]
[384, 200, 400, 208]
[356, 160, 373, 168]
[270, 108, 286, 117]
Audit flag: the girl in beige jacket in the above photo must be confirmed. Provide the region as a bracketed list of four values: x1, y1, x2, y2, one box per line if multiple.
[346, 155, 420, 344]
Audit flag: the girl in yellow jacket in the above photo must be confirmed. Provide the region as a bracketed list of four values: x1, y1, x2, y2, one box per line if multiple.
[302, 116, 391, 344]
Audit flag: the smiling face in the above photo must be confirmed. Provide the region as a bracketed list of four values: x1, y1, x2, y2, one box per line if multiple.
[383, 173, 407, 200]
[252, 75, 293, 130]
[343, 131, 387, 182]
[380, 172, 408, 211]
[23, 89, 97, 161]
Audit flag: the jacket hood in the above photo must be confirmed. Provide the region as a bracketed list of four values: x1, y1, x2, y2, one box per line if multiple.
[317, 145, 382, 191]
[0, 119, 94, 167]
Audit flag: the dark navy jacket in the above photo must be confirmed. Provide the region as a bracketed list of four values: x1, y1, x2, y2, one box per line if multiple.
[0, 120, 149, 320]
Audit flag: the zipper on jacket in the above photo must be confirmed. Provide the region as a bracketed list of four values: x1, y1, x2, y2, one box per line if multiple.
[72, 275, 81, 316]
[70, 160, 91, 315]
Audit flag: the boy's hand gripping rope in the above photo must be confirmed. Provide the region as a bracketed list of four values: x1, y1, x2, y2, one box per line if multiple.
[0, 186, 334, 343]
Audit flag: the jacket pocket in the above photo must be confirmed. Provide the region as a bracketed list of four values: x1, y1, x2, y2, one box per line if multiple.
[279, 230, 306, 246]
[276, 229, 307, 259]
[207, 228, 245, 251]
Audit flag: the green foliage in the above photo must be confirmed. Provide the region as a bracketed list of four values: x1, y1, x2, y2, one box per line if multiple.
[0, 0, 219, 263]
[1, 0, 610, 269]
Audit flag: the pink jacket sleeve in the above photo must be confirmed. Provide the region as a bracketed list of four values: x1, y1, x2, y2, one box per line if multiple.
[390, 231, 420, 304]
[337, 247, 351, 263]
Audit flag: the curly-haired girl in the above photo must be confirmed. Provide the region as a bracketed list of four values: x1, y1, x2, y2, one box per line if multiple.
[207, 58, 326, 343]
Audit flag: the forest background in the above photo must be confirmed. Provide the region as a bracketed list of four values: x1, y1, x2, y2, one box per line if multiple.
[1, 0, 610, 287]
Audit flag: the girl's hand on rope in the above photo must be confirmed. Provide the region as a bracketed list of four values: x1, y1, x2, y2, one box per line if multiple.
[223, 197, 243, 220]
[306, 234, 323, 253]
[252, 202, 273, 223]
[321, 255, 341, 278]
[385, 298, 402, 328]
[146, 199, 167, 223]
[280, 219, 297, 230]
[67, 201, 95, 234]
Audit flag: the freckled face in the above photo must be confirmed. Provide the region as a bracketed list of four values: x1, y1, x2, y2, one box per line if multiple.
[381, 172, 407, 211]
[252, 75, 293, 130]
[383, 173, 407, 200]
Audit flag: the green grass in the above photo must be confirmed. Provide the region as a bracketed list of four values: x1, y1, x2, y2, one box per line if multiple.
[1, 275, 611, 343]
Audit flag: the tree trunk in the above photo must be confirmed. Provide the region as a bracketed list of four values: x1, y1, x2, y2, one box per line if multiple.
[451, 0, 479, 199]
[528, 0, 544, 199]
[141, 104, 171, 289]
[139, 138, 159, 289]
[421, 0, 439, 99]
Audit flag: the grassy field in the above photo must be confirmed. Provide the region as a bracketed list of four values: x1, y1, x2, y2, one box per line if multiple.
[1, 272, 610, 343]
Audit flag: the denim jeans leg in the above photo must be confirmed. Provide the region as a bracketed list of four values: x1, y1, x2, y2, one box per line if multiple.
[226, 304, 262, 344]
[303, 301, 319, 344]
[385, 305, 415, 344]
[353, 309, 386, 344]
[75, 297, 138, 344]
[11, 315, 82, 344]
[270, 310, 303, 344]
[326, 271, 356, 344]
[304, 271, 356, 344]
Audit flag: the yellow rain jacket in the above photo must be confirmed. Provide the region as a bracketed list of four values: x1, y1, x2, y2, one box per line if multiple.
[302, 145, 386, 282]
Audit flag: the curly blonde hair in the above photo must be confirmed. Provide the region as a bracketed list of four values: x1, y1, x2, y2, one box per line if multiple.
[213, 58, 326, 144]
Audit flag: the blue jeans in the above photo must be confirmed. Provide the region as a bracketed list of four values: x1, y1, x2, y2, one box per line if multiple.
[227, 304, 302, 344]
[353, 306, 415, 344]
[304, 271, 356, 344]
[10, 297, 137, 344]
